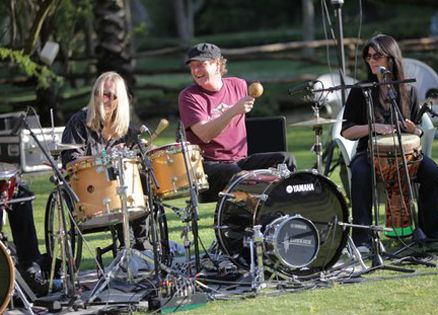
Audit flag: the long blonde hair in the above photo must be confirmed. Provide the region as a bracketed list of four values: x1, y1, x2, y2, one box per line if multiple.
[86, 71, 130, 137]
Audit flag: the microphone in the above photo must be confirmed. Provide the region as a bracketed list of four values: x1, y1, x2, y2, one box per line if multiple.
[378, 66, 391, 76]
[149, 118, 169, 143]
[416, 104, 430, 124]
[138, 124, 150, 140]
[416, 101, 438, 124]
[288, 80, 317, 96]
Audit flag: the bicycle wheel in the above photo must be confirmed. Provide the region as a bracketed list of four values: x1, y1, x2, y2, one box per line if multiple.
[44, 188, 83, 270]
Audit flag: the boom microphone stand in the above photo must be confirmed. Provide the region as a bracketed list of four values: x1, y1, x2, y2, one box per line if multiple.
[383, 78, 436, 261]
[18, 114, 82, 299]
[360, 85, 413, 274]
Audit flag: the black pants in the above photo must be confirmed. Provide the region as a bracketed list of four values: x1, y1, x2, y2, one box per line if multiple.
[5, 185, 41, 267]
[350, 153, 438, 246]
[202, 151, 296, 201]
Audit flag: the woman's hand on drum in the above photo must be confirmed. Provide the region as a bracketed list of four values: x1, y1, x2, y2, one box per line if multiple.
[374, 123, 395, 135]
[402, 119, 418, 135]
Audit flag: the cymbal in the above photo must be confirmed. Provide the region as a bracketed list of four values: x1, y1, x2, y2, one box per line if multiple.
[289, 117, 344, 128]
[50, 143, 84, 155]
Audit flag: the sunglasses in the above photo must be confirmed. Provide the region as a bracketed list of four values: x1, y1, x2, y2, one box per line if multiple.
[95, 91, 117, 100]
[365, 53, 386, 62]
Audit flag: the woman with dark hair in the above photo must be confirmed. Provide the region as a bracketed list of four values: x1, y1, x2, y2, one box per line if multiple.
[341, 34, 438, 254]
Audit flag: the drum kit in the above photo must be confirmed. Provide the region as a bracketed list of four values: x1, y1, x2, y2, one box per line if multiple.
[0, 97, 429, 312]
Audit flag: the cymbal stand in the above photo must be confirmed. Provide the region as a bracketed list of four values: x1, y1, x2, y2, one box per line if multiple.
[178, 122, 201, 274]
[310, 103, 324, 173]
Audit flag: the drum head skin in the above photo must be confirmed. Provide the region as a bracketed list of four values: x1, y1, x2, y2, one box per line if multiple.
[215, 170, 349, 276]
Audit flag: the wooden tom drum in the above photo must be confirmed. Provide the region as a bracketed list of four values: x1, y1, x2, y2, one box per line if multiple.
[147, 143, 209, 199]
[67, 156, 146, 230]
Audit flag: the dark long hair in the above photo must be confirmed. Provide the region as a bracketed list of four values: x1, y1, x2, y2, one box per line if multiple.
[362, 34, 410, 118]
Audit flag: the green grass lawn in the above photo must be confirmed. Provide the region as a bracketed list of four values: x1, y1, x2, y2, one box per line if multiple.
[3, 118, 438, 314]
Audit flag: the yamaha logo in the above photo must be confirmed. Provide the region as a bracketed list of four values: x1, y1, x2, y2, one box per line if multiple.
[286, 183, 315, 193]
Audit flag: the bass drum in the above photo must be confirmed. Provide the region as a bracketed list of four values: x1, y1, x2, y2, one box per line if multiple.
[0, 241, 14, 314]
[215, 170, 349, 276]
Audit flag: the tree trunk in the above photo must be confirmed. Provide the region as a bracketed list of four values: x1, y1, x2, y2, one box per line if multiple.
[94, 0, 135, 93]
[173, 0, 192, 44]
[302, 0, 315, 58]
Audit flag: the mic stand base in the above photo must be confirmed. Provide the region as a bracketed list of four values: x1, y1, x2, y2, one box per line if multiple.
[386, 228, 438, 267]
[360, 230, 414, 275]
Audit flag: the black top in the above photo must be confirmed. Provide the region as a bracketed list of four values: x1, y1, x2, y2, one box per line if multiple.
[341, 82, 419, 153]
[60, 109, 140, 168]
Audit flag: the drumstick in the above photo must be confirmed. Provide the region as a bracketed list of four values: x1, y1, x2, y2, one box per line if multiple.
[248, 82, 264, 98]
[149, 118, 169, 143]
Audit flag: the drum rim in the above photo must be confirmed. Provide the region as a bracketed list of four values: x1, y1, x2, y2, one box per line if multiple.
[67, 156, 140, 173]
[373, 133, 421, 154]
[0, 162, 18, 179]
[215, 169, 350, 273]
[0, 241, 15, 315]
[147, 142, 200, 156]
[265, 214, 320, 269]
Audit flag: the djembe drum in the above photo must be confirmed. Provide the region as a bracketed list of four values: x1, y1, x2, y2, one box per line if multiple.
[373, 134, 422, 237]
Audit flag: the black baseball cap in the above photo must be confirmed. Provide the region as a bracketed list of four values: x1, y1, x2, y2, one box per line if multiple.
[185, 43, 222, 64]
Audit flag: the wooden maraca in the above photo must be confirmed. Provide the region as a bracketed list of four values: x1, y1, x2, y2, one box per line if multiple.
[248, 82, 264, 98]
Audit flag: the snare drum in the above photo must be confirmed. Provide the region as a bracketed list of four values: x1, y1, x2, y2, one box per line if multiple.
[373, 134, 422, 237]
[0, 162, 18, 205]
[67, 156, 146, 230]
[147, 143, 209, 199]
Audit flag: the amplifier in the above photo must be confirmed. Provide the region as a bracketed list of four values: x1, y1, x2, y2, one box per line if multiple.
[0, 127, 65, 173]
[0, 112, 40, 136]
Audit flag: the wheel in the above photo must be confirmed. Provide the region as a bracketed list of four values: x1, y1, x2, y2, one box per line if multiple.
[44, 188, 82, 270]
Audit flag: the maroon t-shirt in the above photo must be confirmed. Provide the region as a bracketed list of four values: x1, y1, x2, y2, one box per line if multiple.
[178, 77, 248, 162]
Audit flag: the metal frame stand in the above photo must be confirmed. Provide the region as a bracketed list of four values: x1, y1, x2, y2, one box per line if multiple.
[87, 155, 173, 304]
[361, 86, 414, 273]
[178, 122, 202, 274]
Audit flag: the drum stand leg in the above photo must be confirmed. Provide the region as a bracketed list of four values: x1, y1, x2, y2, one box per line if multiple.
[48, 179, 77, 298]
[13, 280, 36, 315]
[248, 225, 266, 291]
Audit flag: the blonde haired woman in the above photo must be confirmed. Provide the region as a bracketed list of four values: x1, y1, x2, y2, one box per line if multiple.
[61, 71, 147, 250]
[62, 71, 136, 163]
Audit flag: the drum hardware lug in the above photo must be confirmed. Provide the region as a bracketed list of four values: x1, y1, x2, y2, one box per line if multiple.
[218, 191, 235, 199]
[166, 156, 174, 164]
[276, 163, 292, 179]
[255, 194, 268, 202]
[103, 198, 111, 214]
[171, 177, 178, 192]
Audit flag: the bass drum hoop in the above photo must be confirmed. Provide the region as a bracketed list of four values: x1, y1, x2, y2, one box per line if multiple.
[215, 169, 349, 275]
[0, 241, 15, 314]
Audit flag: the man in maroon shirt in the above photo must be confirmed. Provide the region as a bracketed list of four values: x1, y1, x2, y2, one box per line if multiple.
[178, 43, 296, 200]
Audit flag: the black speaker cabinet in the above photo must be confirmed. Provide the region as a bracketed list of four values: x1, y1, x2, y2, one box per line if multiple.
[245, 116, 288, 155]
